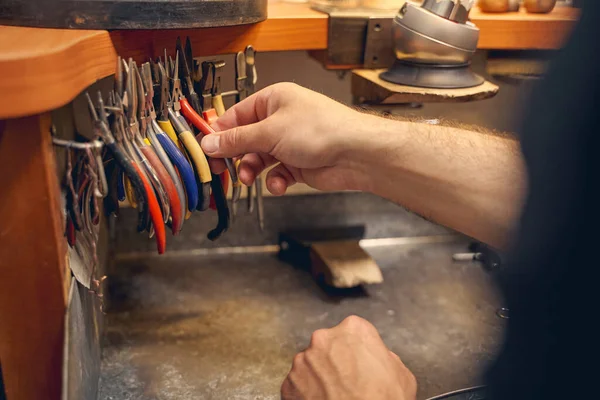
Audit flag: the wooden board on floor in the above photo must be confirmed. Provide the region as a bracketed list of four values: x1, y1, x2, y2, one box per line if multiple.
[310, 241, 383, 288]
[352, 69, 500, 104]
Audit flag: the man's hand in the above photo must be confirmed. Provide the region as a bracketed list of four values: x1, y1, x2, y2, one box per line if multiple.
[201, 82, 381, 195]
[202, 82, 525, 249]
[281, 316, 417, 400]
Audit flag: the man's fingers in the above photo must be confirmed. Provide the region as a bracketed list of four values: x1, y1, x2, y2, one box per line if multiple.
[208, 158, 227, 174]
[211, 89, 270, 132]
[280, 377, 297, 400]
[266, 163, 297, 196]
[239, 153, 277, 185]
[201, 120, 274, 159]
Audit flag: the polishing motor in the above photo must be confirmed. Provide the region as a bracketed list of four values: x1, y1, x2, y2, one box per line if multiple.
[380, 0, 484, 89]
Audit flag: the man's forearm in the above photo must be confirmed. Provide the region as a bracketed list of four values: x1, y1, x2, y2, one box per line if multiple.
[345, 114, 527, 249]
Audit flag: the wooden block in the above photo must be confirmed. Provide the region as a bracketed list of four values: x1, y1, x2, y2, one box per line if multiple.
[310, 241, 383, 288]
[352, 69, 499, 104]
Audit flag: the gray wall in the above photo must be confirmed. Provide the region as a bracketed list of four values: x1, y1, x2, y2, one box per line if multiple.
[208, 50, 537, 134]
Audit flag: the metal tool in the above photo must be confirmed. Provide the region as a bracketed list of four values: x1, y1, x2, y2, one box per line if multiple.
[166, 51, 212, 211]
[176, 38, 234, 202]
[124, 59, 171, 226]
[176, 37, 231, 240]
[54, 135, 106, 288]
[380, 0, 483, 89]
[86, 92, 150, 234]
[136, 62, 184, 235]
[241, 45, 264, 231]
[186, 58, 239, 195]
[93, 89, 166, 254]
[156, 60, 200, 212]
[234, 50, 254, 215]
[210, 59, 242, 205]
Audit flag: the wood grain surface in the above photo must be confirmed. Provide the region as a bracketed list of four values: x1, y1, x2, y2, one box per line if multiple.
[0, 26, 117, 119]
[0, 114, 69, 400]
[352, 69, 500, 104]
[472, 6, 578, 49]
[0, 3, 578, 119]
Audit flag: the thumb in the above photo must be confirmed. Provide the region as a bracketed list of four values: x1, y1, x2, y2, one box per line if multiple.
[201, 121, 272, 158]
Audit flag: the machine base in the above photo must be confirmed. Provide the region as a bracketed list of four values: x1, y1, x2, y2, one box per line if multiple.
[380, 60, 485, 89]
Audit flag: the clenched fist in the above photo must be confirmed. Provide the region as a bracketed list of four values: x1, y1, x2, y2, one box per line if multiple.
[281, 316, 417, 400]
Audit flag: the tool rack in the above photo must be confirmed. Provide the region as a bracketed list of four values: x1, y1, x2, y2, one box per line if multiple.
[0, 3, 578, 400]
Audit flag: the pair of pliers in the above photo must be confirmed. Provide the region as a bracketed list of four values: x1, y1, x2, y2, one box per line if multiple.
[166, 51, 212, 211]
[85, 92, 153, 242]
[135, 61, 184, 236]
[176, 37, 231, 240]
[201, 59, 243, 206]
[110, 89, 166, 254]
[123, 59, 171, 228]
[236, 45, 264, 231]
[175, 38, 229, 202]
[155, 60, 199, 213]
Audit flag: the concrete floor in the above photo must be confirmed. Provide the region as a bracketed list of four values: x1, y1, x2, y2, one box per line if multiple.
[99, 240, 504, 400]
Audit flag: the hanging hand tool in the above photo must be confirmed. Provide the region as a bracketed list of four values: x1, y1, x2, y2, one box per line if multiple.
[85, 92, 150, 235]
[176, 37, 230, 239]
[190, 59, 240, 197]
[116, 170, 126, 201]
[210, 60, 227, 117]
[175, 38, 230, 206]
[245, 46, 264, 231]
[235, 51, 254, 215]
[104, 157, 121, 217]
[136, 62, 184, 235]
[103, 90, 166, 255]
[125, 59, 171, 226]
[211, 59, 242, 205]
[142, 61, 187, 231]
[167, 51, 212, 211]
[64, 147, 83, 231]
[155, 61, 199, 212]
[236, 45, 264, 231]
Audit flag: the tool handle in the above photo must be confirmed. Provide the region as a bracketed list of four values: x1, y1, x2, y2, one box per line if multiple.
[169, 108, 212, 185]
[107, 141, 148, 232]
[124, 175, 138, 209]
[157, 119, 183, 151]
[207, 172, 230, 241]
[178, 130, 212, 184]
[156, 132, 199, 211]
[149, 121, 187, 233]
[132, 161, 166, 254]
[212, 94, 226, 117]
[117, 170, 126, 201]
[141, 146, 183, 236]
[256, 174, 264, 232]
[138, 147, 171, 224]
[201, 107, 230, 207]
[197, 182, 211, 212]
[199, 107, 239, 186]
[187, 92, 204, 117]
[180, 98, 215, 136]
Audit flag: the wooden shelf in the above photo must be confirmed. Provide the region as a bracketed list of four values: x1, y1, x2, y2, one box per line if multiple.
[0, 26, 117, 119]
[471, 6, 578, 49]
[0, 3, 578, 119]
[0, 4, 327, 119]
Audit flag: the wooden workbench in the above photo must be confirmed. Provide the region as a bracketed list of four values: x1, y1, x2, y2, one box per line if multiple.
[0, 4, 579, 119]
[0, 3, 579, 400]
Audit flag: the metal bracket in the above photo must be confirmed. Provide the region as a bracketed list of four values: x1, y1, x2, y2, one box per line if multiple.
[363, 17, 395, 69]
[314, 6, 395, 69]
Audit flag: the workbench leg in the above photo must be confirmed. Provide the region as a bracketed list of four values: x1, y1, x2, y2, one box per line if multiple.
[0, 115, 68, 400]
